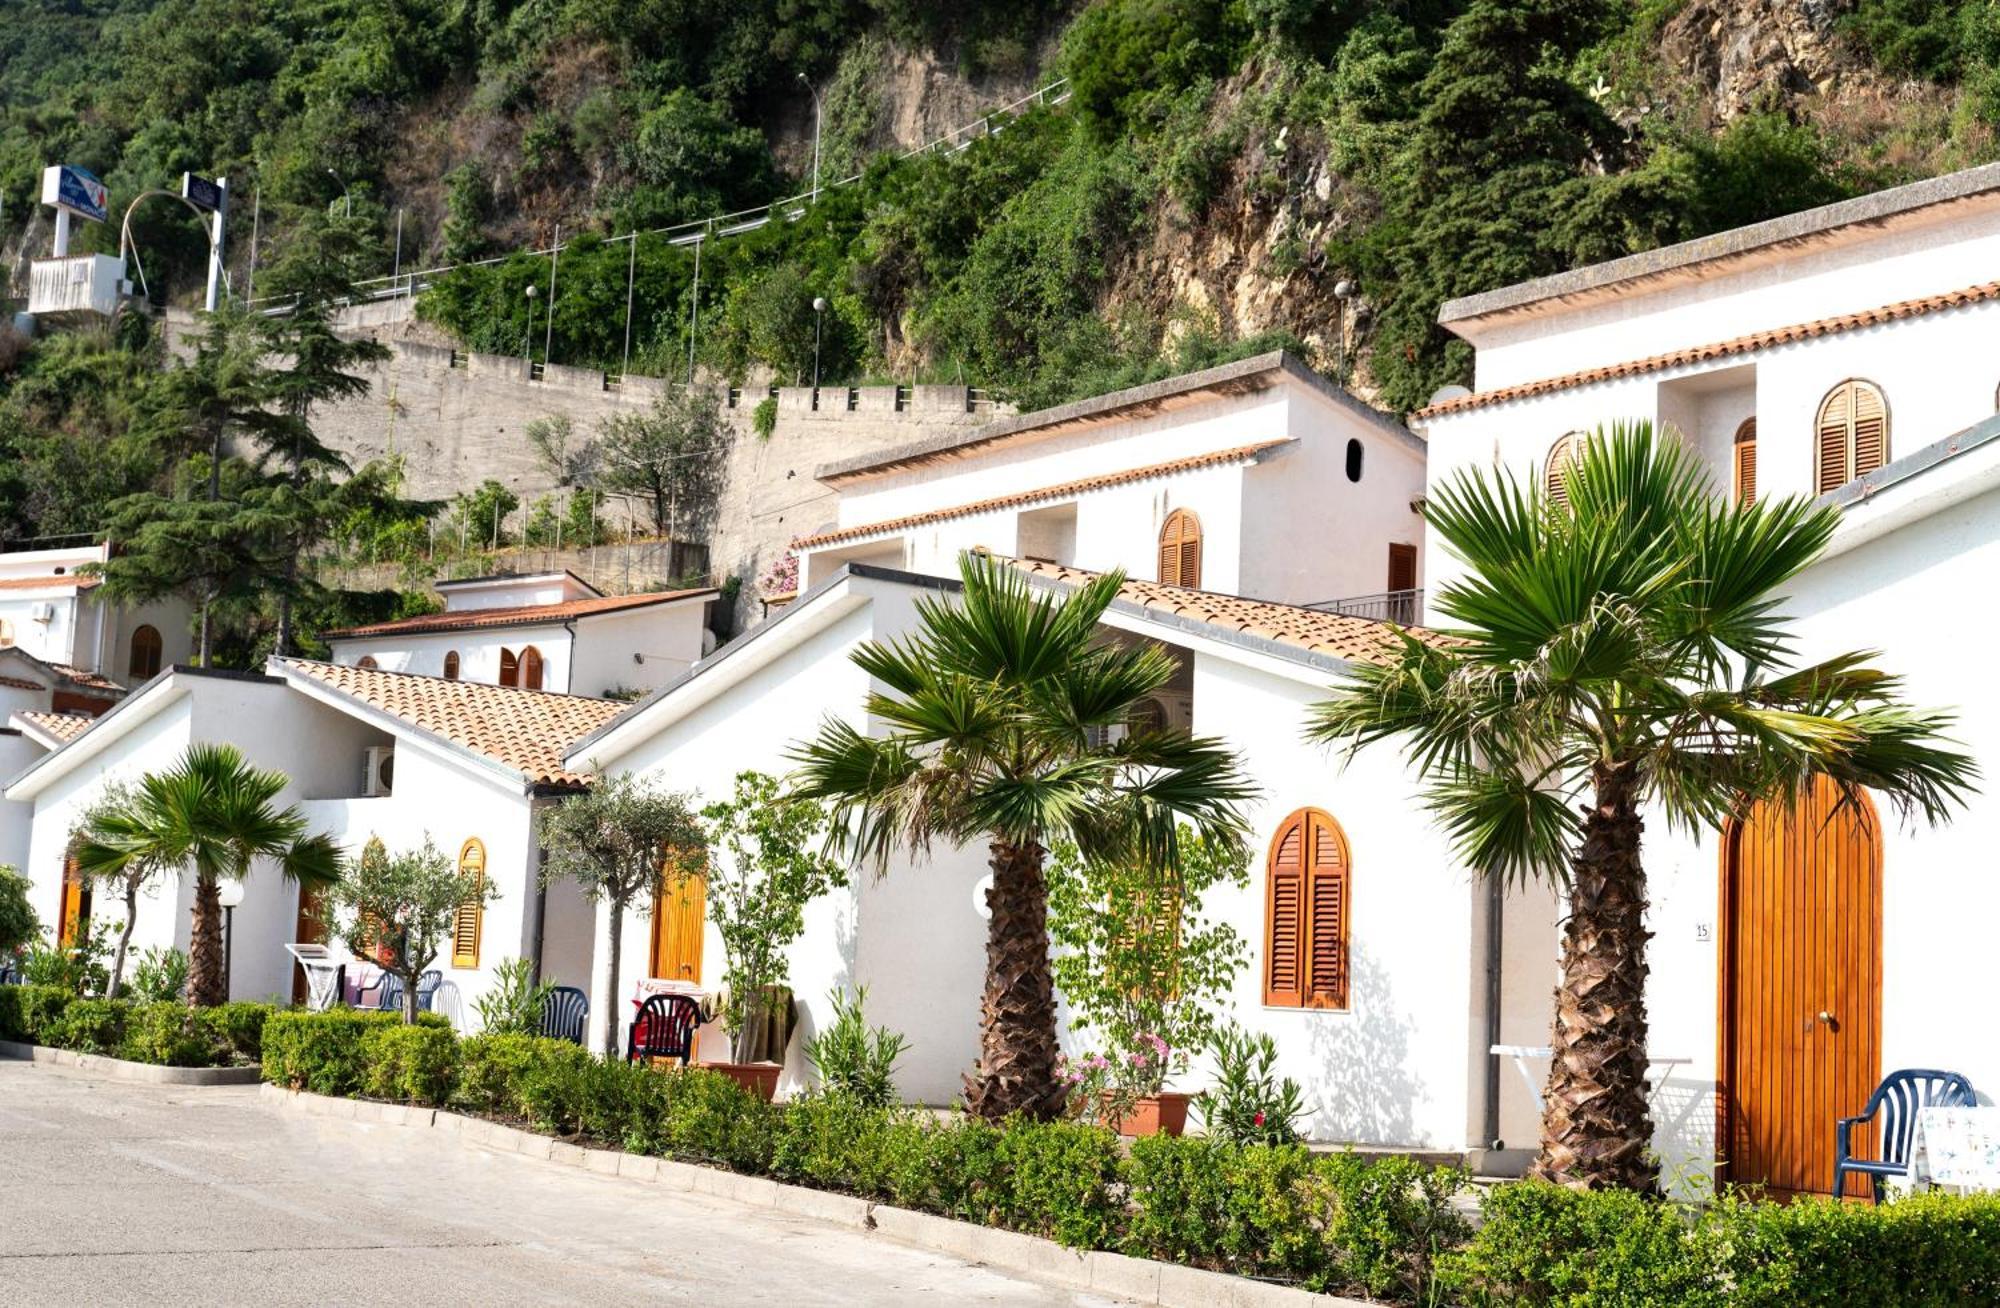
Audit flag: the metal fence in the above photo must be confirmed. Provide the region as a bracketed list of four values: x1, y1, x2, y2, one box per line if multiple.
[1308, 588, 1424, 625]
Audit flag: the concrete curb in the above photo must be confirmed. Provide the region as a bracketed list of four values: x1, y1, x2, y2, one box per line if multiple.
[258, 1083, 1375, 1307]
[0, 1039, 263, 1086]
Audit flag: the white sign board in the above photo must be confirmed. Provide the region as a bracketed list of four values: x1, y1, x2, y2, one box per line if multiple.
[41, 164, 108, 224]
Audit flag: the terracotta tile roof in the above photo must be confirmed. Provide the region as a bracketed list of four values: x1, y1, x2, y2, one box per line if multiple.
[0, 575, 98, 592]
[48, 663, 123, 693]
[0, 675, 43, 692]
[795, 440, 1295, 551]
[277, 659, 628, 789]
[14, 710, 95, 744]
[1418, 279, 2000, 419]
[1009, 559, 1434, 668]
[322, 587, 717, 640]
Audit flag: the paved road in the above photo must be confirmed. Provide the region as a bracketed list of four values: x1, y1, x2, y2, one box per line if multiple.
[0, 1062, 1126, 1307]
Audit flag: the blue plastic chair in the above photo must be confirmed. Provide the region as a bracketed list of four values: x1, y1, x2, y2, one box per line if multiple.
[1834, 1068, 1977, 1199]
[415, 970, 443, 1011]
[375, 974, 405, 1011]
[626, 993, 701, 1066]
[539, 986, 589, 1044]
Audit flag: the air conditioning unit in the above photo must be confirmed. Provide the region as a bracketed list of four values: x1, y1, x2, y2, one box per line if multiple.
[361, 745, 395, 797]
[28, 601, 54, 624]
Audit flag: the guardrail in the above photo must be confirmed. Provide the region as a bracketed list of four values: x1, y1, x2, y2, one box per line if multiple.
[254, 78, 1072, 313]
[1307, 588, 1424, 625]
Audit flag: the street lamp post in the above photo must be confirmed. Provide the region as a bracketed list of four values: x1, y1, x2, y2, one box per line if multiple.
[218, 878, 246, 998]
[325, 169, 350, 218]
[797, 73, 823, 205]
[812, 295, 827, 399]
[524, 283, 538, 366]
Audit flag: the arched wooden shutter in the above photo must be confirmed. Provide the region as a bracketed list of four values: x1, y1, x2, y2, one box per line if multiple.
[1264, 816, 1306, 1007]
[1157, 509, 1202, 589]
[1547, 434, 1581, 511]
[1817, 381, 1889, 493]
[1733, 419, 1758, 506]
[451, 838, 485, 969]
[442, 650, 460, 680]
[498, 648, 519, 687]
[1264, 808, 1351, 1010]
[356, 655, 379, 671]
[1304, 813, 1350, 1008]
[520, 646, 545, 691]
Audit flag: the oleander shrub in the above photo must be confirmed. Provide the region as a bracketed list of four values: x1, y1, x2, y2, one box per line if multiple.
[261, 1009, 448, 1095]
[358, 1022, 458, 1104]
[43, 997, 128, 1054]
[0, 983, 71, 1042]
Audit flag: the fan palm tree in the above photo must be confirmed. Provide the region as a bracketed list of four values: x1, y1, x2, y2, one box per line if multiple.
[74, 743, 343, 1007]
[789, 553, 1254, 1121]
[1309, 422, 1976, 1193]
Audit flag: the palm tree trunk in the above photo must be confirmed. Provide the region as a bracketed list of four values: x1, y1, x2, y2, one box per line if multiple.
[107, 881, 139, 1000]
[188, 873, 226, 1007]
[603, 900, 625, 1059]
[963, 838, 1066, 1122]
[1531, 760, 1659, 1193]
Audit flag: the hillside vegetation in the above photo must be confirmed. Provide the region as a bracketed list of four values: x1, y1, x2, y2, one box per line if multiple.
[0, 0, 1996, 654]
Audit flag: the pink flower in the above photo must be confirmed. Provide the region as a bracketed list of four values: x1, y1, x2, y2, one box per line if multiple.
[1130, 1052, 1148, 1068]
[1253, 1111, 1266, 1127]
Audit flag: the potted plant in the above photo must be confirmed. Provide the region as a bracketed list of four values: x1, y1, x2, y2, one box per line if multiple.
[1048, 827, 1248, 1136]
[698, 771, 844, 1100]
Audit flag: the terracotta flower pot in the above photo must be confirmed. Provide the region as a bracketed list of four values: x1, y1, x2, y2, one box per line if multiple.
[1106, 1091, 1191, 1138]
[706, 1060, 782, 1102]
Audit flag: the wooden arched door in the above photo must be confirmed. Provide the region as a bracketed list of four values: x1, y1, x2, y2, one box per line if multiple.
[1720, 775, 1882, 1198]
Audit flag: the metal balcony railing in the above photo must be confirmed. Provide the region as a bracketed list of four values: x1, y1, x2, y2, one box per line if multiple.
[1308, 588, 1424, 625]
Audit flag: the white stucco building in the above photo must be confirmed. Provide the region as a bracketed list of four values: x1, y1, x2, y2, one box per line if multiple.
[3, 661, 622, 1021]
[324, 570, 717, 699]
[0, 540, 192, 697]
[554, 354, 1508, 1151]
[1416, 159, 2000, 1196]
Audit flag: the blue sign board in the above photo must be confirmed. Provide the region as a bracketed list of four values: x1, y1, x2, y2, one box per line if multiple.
[41, 164, 109, 224]
[182, 173, 222, 214]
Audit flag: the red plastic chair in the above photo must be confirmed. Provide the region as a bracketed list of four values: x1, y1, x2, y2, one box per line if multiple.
[626, 993, 701, 1066]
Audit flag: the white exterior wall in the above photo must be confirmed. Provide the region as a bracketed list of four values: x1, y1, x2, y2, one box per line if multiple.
[299, 741, 549, 1028]
[91, 596, 196, 682]
[564, 604, 707, 697]
[0, 591, 86, 669]
[0, 732, 43, 872]
[1461, 203, 2000, 389]
[589, 598, 881, 1085]
[330, 624, 574, 689]
[1240, 422, 1427, 606]
[1188, 654, 1479, 1148]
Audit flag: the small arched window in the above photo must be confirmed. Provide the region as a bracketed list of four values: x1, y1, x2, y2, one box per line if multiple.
[1344, 438, 1364, 483]
[356, 655, 379, 671]
[1264, 807, 1351, 1010]
[442, 651, 460, 681]
[520, 645, 545, 691]
[1157, 508, 1203, 589]
[1815, 380, 1889, 494]
[498, 648, 519, 686]
[128, 625, 163, 681]
[451, 838, 486, 969]
[1546, 433, 1584, 511]
[1733, 419, 1758, 506]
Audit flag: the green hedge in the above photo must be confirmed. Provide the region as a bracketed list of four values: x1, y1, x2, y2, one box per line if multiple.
[0, 985, 272, 1068]
[260, 1011, 2000, 1306]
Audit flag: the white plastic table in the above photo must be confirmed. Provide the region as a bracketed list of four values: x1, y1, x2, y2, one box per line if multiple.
[1490, 1044, 1691, 1112]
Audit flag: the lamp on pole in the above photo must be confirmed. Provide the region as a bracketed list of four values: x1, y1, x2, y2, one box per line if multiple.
[797, 73, 823, 205]
[524, 283, 538, 366]
[218, 878, 246, 998]
[811, 295, 827, 397]
[325, 169, 350, 218]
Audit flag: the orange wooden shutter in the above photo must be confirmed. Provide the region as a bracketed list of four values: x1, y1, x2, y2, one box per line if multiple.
[1733, 419, 1758, 506]
[1387, 542, 1417, 593]
[498, 648, 519, 687]
[1851, 383, 1887, 478]
[520, 646, 545, 691]
[442, 650, 460, 680]
[1264, 814, 1306, 1007]
[1157, 509, 1202, 588]
[651, 869, 706, 981]
[451, 838, 485, 969]
[1547, 435, 1579, 510]
[1304, 812, 1350, 1009]
[58, 856, 86, 947]
[1816, 385, 1853, 493]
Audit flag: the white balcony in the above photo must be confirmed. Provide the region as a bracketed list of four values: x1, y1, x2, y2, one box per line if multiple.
[27, 255, 127, 320]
